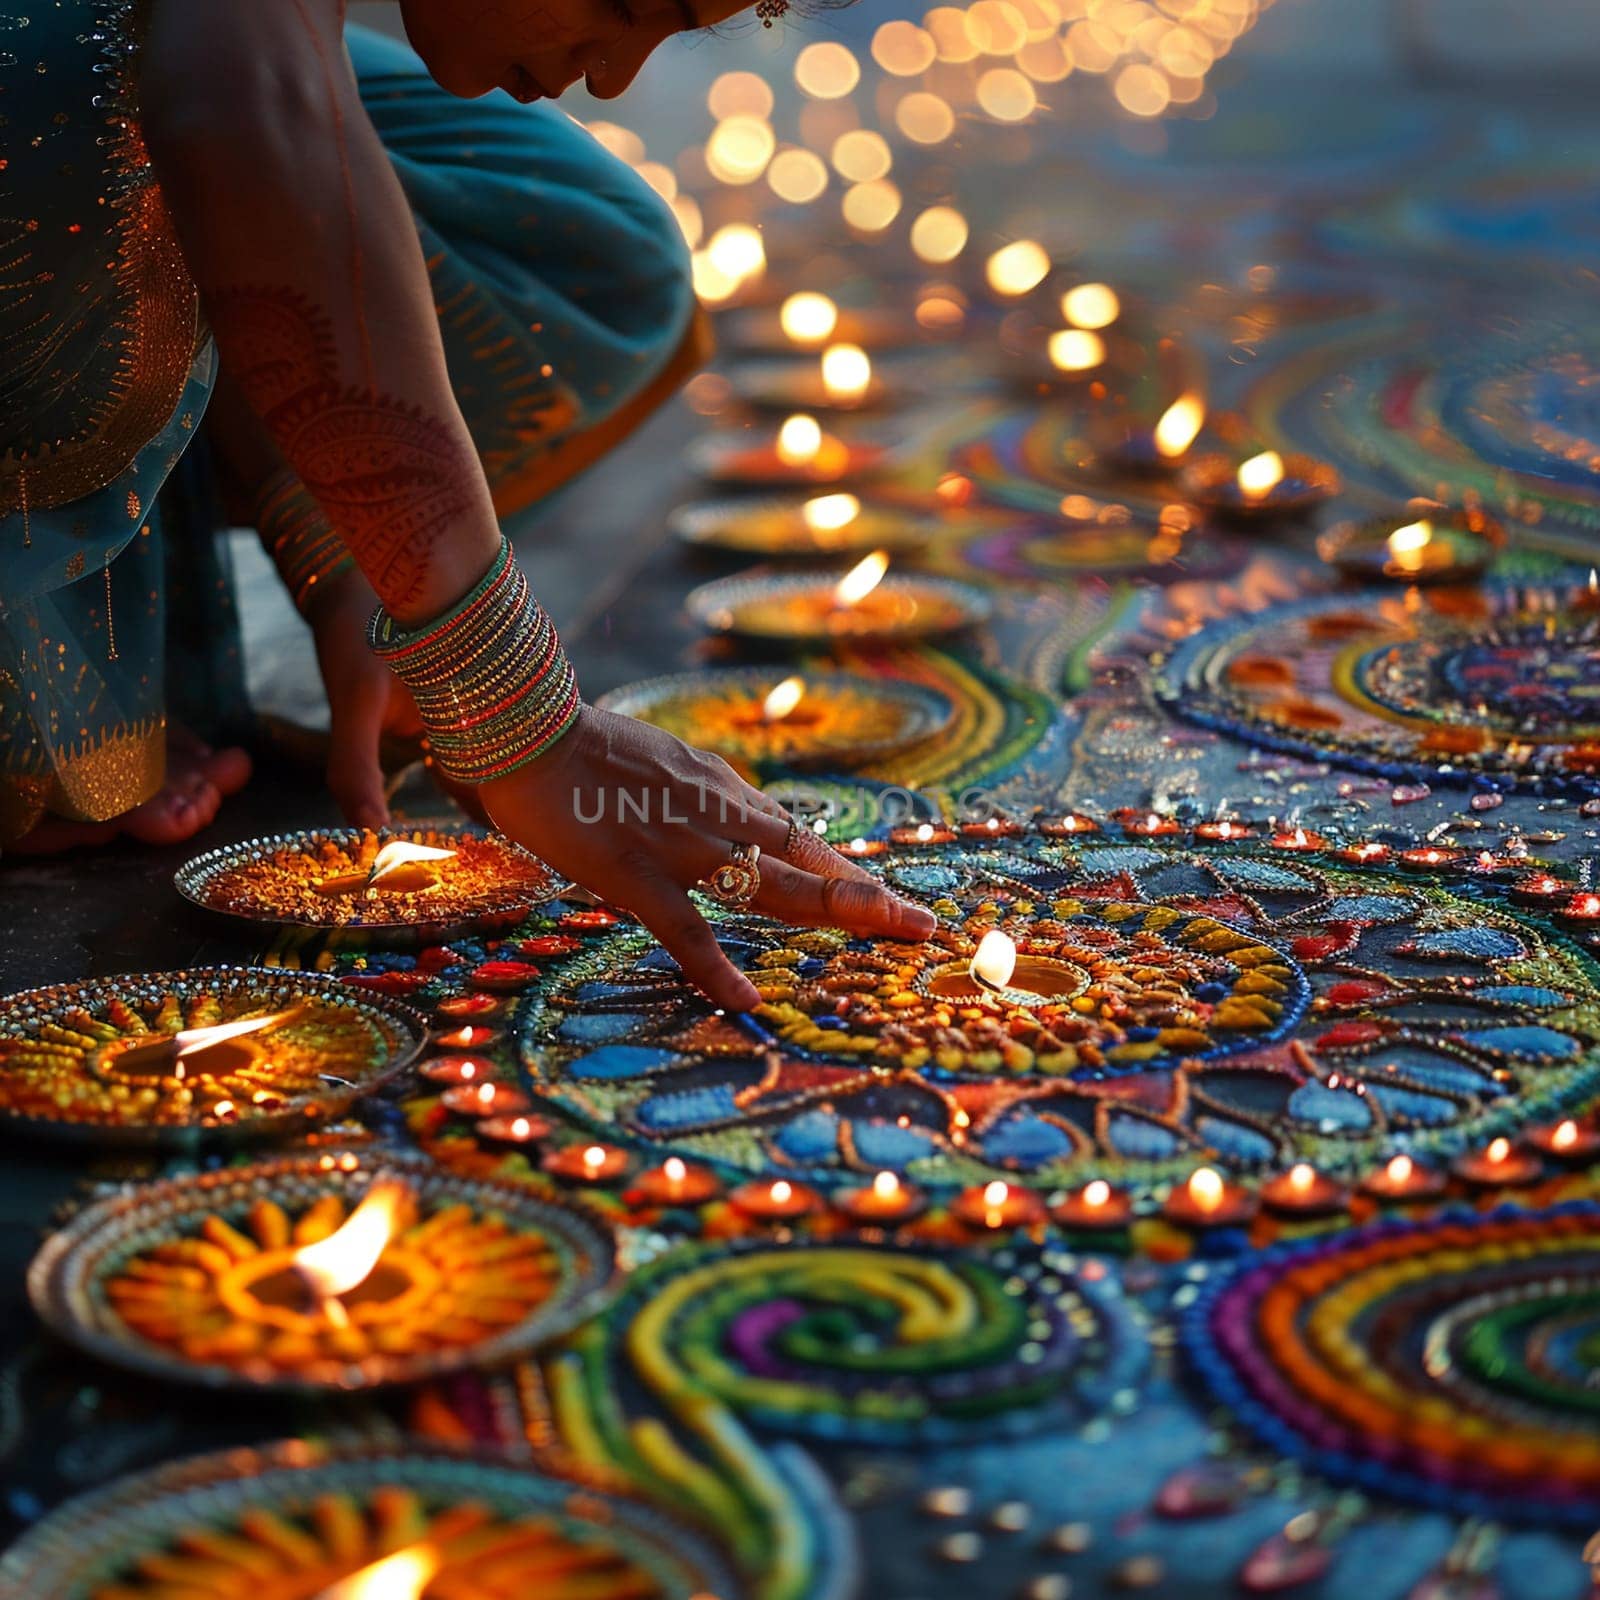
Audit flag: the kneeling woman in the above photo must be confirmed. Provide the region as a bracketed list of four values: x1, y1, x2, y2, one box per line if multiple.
[0, 0, 932, 1004]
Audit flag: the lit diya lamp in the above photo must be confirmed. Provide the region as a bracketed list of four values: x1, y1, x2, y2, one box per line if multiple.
[1509, 871, 1573, 909]
[1557, 890, 1600, 929]
[1052, 1177, 1134, 1230]
[0, 1441, 737, 1600]
[728, 342, 891, 412]
[1398, 844, 1464, 872]
[597, 666, 955, 771]
[724, 294, 919, 353]
[1318, 510, 1504, 586]
[312, 838, 458, 898]
[632, 1155, 723, 1207]
[729, 1175, 824, 1221]
[418, 1055, 490, 1088]
[1451, 1136, 1544, 1188]
[686, 554, 992, 644]
[1114, 807, 1182, 838]
[178, 827, 558, 934]
[689, 412, 890, 488]
[1180, 449, 1340, 521]
[1337, 840, 1392, 866]
[1039, 812, 1102, 839]
[477, 1111, 555, 1149]
[1269, 825, 1327, 853]
[432, 1023, 500, 1051]
[889, 819, 959, 846]
[543, 1142, 631, 1185]
[1102, 392, 1207, 474]
[1360, 1152, 1447, 1202]
[440, 1080, 533, 1118]
[833, 1169, 928, 1225]
[1162, 1166, 1257, 1228]
[958, 813, 1026, 841]
[669, 491, 935, 558]
[1194, 817, 1256, 843]
[39, 1154, 615, 1387]
[0, 968, 425, 1145]
[1525, 1117, 1600, 1162]
[1260, 1162, 1349, 1218]
[952, 1178, 1046, 1230]
[923, 928, 1089, 1010]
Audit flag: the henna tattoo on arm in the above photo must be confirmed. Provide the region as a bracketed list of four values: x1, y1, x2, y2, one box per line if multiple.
[208, 286, 478, 613]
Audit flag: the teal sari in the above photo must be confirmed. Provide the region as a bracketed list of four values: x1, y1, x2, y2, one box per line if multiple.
[0, 9, 698, 842]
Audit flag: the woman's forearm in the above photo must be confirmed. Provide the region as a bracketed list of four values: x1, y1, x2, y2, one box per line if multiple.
[143, 0, 501, 625]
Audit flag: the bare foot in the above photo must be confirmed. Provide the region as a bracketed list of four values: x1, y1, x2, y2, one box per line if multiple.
[9, 729, 252, 855]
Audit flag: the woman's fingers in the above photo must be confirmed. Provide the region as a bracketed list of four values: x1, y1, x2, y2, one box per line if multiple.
[753, 855, 937, 941]
[611, 862, 763, 1012]
[326, 671, 392, 830]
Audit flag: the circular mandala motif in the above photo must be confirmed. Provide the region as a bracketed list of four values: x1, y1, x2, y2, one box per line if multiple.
[1157, 585, 1600, 792]
[1252, 317, 1600, 545]
[1186, 1204, 1600, 1528]
[0, 1439, 739, 1599]
[513, 842, 1600, 1188]
[584, 1240, 1144, 1445]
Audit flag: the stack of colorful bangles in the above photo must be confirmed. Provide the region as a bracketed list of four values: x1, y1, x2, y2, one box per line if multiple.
[368, 538, 582, 782]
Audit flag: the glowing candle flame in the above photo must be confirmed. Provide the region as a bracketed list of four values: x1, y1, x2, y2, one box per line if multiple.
[1154, 394, 1204, 459]
[982, 1180, 1010, 1207]
[970, 928, 1018, 992]
[915, 822, 935, 842]
[1553, 1120, 1579, 1151]
[509, 1117, 531, 1138]
[1487, 1137, 1511, 1164]
[832, 549, 890, 608]
[776, 413, 823, 466]
[1386, 1154, 1414, 1184]
[366, 839, 457, 886]
[820, 343, 872, 401]
[1187, 1167, 1225, 1213]
[1061, 282, 1120, 330]
[1590, 569, 1598, 596]
[771, 1179, 794, 1204]
[1047, 329, 1106, 372]
[1287, 1162, 1315, 1194]
[292, 1180, 408, 1311]
[1082, 1179, 1111, 1209]
[1236, 451, 1285, 499]
[872, 1170, 900, 1200]
[582, 1145, 608, 1174]
[761, 676, 807, 722]
[664, 1156, 688, 1182]
[173, 1008, 299, 1063]
[315, 1545, 441, 1600]
[1387, 520, 1432, 558]
[780, 291, 839, 344]
[802, 492, 860, 534]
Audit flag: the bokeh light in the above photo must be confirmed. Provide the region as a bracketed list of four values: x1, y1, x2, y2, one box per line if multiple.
[706, 70, 774, 121]
[966, 0, 1028, 56]
[976, 67, 1038, 121]
[910, 205, 969, 263]
[842, 179, 902, 232]
[872, 20, 938, 76]
[705, 223, 765, 285]
[1114, 62, 1172, 116]
[768, 148, 829, 203]
[795, 42, 861, 100]
[1061, 282, 1121, 328]
[669, 193, 703, 249]
[924, 6, 979, 63]
[821, 343, 873, 401]
[634, 161, 677, 203]
[985, 238, 1051, 295]
[895, 91, 957, 144]
[583, 121, 645, 164]
[1047, 328, 1107, 371]
[780, 291, 839, 345]
[706, 115, 776, 185]
[831, 129, 893, 183]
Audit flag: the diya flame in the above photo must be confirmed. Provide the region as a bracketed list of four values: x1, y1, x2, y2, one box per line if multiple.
[366, 838, 457, 885]
[315, 1545, 441, 1600]
[1154, 393, 1204, 458]
[832, 549, 890, 609]
[292, 1179, 410, 1324]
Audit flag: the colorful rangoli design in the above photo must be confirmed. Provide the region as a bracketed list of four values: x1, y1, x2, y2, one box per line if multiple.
[510, 842, 1600, 1189]
[1157, 583, 1600, 794]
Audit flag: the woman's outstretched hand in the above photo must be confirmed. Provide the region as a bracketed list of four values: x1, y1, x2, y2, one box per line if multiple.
[479, 705, 937, 1010]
